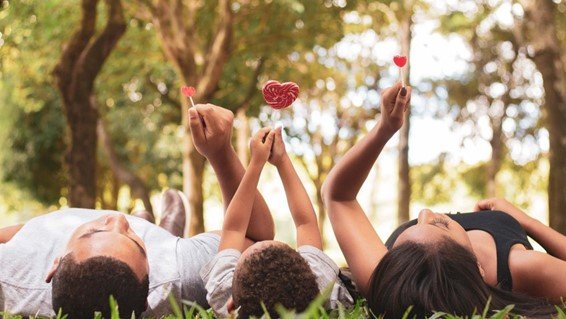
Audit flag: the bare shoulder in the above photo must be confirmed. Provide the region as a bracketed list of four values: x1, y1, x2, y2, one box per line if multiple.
[510, 249, 548, 279]
[509, 248, 566, 301]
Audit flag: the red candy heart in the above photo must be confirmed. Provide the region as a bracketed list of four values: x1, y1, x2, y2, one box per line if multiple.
[262, 80, 299, 110]
[181, 86, 196, 97]
[393, 55, 407, 67]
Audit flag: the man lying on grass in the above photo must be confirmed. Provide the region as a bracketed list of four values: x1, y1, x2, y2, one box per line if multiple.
[0, 104, 275, 318]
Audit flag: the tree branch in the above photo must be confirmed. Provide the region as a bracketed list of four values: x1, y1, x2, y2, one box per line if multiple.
[233, 57, 265, 111]
[369, 1, 398, 25]
[151, 0, 197, 83]
[145, 75, 182, 109]
[97, 117, 154, 213]
[197, 0, 233, 100]
[74, 0, 127, 97]
[53, 0, 98, 97]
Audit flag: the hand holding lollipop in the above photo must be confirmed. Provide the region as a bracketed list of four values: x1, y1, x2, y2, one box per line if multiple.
[393, 55, 408, 87]
[181, 85, 196, 107]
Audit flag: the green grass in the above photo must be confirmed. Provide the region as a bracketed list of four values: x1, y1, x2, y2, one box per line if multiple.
[2, 295, 565, 319]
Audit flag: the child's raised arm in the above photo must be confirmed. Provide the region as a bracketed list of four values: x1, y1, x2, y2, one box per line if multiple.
[322, 83, 411, 295]
[219, 128, 275, 252]
[269, 128, 322, 249]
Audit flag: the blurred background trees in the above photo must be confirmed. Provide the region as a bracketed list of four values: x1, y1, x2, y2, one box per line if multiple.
[0, 0, 564, 248]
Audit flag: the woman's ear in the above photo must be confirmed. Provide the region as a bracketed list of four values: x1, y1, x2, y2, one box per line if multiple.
[45, 257, 61, 283]
[477, 262, 486, 279]
[226, 296, 235, 313]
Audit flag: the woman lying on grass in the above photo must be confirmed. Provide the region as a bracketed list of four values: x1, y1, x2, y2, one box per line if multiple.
[322, 82, 566, 318]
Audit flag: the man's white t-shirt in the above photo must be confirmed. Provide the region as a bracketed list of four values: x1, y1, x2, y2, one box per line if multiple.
[0, 209, 219, 317]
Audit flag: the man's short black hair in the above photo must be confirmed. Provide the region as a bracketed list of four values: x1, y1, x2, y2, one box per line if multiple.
[232, 244, 319, 318]
[52, 254, 149, 318]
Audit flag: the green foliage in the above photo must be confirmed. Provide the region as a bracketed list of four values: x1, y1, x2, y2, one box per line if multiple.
[0, 0, 71, 208]
[412, 154, 459, 205]
[3, 298, 565, 319]
[461, 162, 488, 199]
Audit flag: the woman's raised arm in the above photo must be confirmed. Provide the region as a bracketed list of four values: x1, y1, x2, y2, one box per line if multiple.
[323, 83, 412, 295]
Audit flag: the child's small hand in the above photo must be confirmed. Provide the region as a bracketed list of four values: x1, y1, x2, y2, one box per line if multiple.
[268, 127, 287, 167]
[250, 127, 276, 165]
[379, 82, 412, 134]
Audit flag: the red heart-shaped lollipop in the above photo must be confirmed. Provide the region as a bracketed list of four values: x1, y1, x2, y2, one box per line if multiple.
[393, 55, 407, 68]
[181, 86, 196, 97]
[262, 80, 299, 110]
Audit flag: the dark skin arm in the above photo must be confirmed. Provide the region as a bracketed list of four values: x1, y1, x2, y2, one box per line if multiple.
[269, 127, 322, 248]
[219, 128, 275, 251]
[188, 104, 275, 242]
[322, 83, 412, 295]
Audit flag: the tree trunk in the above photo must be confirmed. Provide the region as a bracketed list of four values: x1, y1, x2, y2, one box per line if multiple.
[97, 118, 153, 214]
[66, 102, 99, 207]
[368, 162, 381, 222]
[520, 0, 566, 234]
[109, 173, 120, 210]
[487, 111, 505, 198]
[182, 97, 207, 236]
[236, 108, 250, 165]
[52, 0, 126, 208]
[314, 180, 326, 250]
[396, 14, 413, 224]
[146, 0, 234, 235]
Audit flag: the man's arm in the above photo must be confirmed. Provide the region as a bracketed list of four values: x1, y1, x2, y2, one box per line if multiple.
[322, 83, 411, 295]
[0, 224, 23, 243]
[269, 128, 322, 249]
[188, 104, 275, 242]
[219, 128, 275, 251]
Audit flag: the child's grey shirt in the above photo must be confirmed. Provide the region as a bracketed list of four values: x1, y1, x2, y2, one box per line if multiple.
[200, 245, 354, 318]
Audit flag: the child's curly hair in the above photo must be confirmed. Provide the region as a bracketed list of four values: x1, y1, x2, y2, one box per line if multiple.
[232, 244, 319, 318]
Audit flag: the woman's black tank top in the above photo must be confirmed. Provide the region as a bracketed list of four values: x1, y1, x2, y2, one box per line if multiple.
[385, 211, 533, 291]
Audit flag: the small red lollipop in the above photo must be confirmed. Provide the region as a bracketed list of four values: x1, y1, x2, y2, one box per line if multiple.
[393, 55, 407, 67]
[262, 80, 300, 110]
[393, 55, 408, 87]
[181, 85, 196, 107]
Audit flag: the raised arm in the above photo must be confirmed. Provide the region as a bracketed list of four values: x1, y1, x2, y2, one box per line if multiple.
[268, 128, 322, 249]
[322, 83, 412, 295]
[0, 224, 23, 243]
[189, 104, 275, 242]
[475, 198, 566, 261]
[219, 128, 275, 251]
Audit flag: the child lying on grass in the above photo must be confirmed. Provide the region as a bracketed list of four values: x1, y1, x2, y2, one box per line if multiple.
[200, 127, 353, 318]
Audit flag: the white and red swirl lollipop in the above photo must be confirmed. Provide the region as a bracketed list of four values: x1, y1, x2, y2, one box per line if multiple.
[262, 80, 300, 110]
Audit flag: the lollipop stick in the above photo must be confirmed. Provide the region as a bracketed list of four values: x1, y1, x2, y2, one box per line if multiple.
[189, 97, 195, 108]
[270, 109, 280, 128]
[400, 68, 405, 87]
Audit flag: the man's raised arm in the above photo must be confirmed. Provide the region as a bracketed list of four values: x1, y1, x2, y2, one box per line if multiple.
[188, 104, 275, 242]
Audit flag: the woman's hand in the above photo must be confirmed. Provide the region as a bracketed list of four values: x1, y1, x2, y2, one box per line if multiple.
[474, 198, 535, 229]
[250, 128, 275, 166]
[268, 127, 287, 167]
[378, 82, 412, 135]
